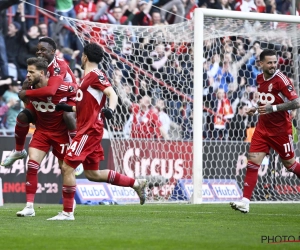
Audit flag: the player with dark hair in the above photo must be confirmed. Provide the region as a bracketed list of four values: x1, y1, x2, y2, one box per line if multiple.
[1, 37, 77, 167]
[47, 43, 147, 221]
[15, 57, 76, 217]
[230, 49, 300, 213]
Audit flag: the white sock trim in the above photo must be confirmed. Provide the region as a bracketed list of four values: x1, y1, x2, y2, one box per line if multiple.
[26, 202, 34, 207]
[242, 197, 250, 203]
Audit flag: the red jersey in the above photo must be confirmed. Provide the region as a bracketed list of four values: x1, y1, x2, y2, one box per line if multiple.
[131, 104, 162, 139]
[75, 68, 111, 136]
[27, 77, 76, 134]
[47, 56, 76, 83]
[256, 70, 298, 136]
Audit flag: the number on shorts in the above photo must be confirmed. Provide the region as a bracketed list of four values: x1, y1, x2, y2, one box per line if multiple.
[283, 143, 291, 153]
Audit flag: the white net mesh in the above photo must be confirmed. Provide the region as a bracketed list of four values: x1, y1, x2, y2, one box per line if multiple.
[66, 18, 194, 202]
[65, 14, 300, 202]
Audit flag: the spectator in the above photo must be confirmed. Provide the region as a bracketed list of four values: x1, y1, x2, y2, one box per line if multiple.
[5, 20, 22, 80]
[211, 88, 234, 140]
[154, 99, 179, 139]
[229, 102, 248, 141]
[178, 101, 193, 140]
[92, 0, 111, 23]
[255, 0, 266, 13]
[55, 0, 76, 47]
[161, 0, 185, 24]
[16, 24, 41, 82]
[245, 41, 263, 86]
[213, 60, 234, 93]
[73, 67, 83, 85]
[2, 80, 23, 130]
[0, 98, 18, 129]
[184, 0, 199, 19]
[107, 6, 124, 24]
[151, 11, 164, 26]
[0, 9, 9, 78]
[235, 0, 257, 12]
[115, 80, 169, 139]
[132, 0, 153, 26]
[38, 22, 48, 37]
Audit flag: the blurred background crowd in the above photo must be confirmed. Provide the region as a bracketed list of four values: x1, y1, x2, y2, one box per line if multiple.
[0, 0, 299, 142]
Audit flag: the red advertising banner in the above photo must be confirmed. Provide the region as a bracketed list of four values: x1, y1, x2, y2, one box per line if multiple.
[108, 140, 193, 200]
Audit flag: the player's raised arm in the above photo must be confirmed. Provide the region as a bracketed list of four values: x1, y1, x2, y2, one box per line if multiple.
[24, 76, 64, 97]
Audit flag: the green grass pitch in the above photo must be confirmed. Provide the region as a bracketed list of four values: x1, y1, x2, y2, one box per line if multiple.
[1, 203, 300, 250]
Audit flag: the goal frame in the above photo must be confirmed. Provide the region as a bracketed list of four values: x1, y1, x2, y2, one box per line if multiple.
[193, 9, 300, 204]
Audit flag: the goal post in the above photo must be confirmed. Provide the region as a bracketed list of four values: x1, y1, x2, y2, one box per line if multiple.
[194, 8, 300, 204]
[192, 9, 204, 204]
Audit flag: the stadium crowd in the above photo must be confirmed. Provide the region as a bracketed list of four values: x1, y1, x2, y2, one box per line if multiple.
[0, 0, 298, 141]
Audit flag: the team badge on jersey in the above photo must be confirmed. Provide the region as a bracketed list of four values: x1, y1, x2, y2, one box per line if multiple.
[54, 67, 60, 75]
[268, 84, 273, 92]
[287, 85, 294, 92]
[68, 86, 74, 92]
[98, 74, 105, 82]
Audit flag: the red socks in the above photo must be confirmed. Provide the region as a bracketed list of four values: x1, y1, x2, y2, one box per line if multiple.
[243, 161, 260, 200]
[287, 161, 300, 178]
[26, 160, 39, 203]
[15, 118, 29, 151]
[63, 185, 76, 212]
[107, 170, 135, 187]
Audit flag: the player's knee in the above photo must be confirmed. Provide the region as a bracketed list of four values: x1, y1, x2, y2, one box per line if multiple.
[63, 112, 76, 130]
[85, 171, 98, 182]
[61, 163, 73, 175]
[18, 109, 34, 124]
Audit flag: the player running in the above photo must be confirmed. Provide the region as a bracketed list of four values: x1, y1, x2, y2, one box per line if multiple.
[230, 49, 300, 213]
[47, 43, 147, 220]
[15, 57, 76, 217]
[1, 37, 77, 167]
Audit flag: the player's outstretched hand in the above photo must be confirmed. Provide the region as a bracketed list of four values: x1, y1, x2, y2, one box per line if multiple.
[102, 108, 114, 120]
[55, 103, 74, 112]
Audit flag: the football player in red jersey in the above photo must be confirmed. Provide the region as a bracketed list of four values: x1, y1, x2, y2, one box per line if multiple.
[230, 49, 300, 213]
[47, 43, 147, 220]
[13, 57, 76, 217]
[1, 37, 77, 167]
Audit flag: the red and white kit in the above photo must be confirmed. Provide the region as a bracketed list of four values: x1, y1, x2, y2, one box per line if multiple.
[26, 76, 76, 160]
[64, 68, 111, 169]
[250, 70, 298, 159]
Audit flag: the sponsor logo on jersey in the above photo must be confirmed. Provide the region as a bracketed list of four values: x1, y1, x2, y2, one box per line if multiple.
[268, 83, 273, 92]
[258, 92, 275, 104]
[32, 101, 56, 112]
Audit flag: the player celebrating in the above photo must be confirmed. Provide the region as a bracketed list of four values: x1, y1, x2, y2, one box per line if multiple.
[47, 43, 147, 221]
[1, 37, 77, 167]
[16, 57, 76, 217]
[230, 49, 300, 213]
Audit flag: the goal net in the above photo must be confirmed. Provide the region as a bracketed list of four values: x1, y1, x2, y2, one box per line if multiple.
[64, 9, 300, 203]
